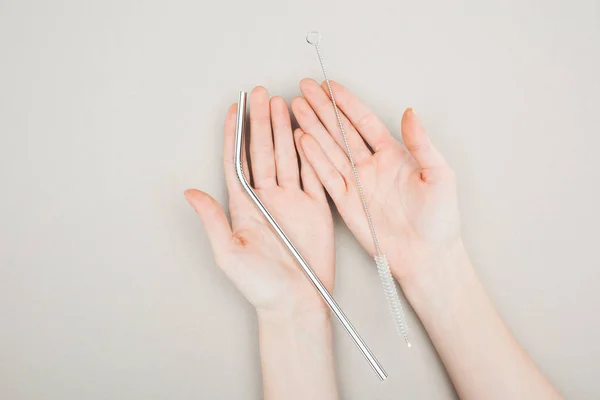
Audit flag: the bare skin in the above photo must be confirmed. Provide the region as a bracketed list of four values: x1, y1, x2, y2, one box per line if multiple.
[293, 78, 563, 400]
[185, 86, 338, 400]
[185, 81, 563, 400]
[292, 78, 461, 283]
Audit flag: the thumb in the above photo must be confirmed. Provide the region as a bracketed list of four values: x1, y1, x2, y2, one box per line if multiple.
[401, 108, 447, 170]
[184, 189, 232, 258]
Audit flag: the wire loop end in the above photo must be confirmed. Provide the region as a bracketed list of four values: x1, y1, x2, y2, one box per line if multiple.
[305, 31, 321, 46]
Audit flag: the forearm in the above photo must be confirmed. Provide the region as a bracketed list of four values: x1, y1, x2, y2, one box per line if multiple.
[257, 308, 339, 400]
[403, 242, 562, 400]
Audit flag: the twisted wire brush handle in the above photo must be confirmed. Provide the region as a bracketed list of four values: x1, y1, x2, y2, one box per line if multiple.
[306, 31, 412, 347]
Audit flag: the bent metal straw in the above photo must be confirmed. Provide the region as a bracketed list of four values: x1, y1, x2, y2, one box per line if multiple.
[234, 91, 387, 380]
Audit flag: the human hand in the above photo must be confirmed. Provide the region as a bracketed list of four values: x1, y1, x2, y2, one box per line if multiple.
[290, 80, 562, 400]
[185, 86, 334, 315]
[291, 79, 461, 284]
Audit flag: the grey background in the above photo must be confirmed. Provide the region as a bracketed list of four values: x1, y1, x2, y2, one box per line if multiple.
[1, 0, 598, 399]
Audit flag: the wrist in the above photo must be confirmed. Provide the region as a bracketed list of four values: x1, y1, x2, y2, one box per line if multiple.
[398, 239, 475, 312]
[257, 306, 331, 330]
[253, 273, 333, 320]
[257, 297, 338, 400]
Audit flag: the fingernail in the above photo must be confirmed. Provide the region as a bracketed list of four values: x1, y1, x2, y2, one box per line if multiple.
[183, 190, 191, 202]
[407, 107, 417, 117]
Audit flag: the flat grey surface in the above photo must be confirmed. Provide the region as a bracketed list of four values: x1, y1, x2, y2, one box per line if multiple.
[1, 1, 599, 399]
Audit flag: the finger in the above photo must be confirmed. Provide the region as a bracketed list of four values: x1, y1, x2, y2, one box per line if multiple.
[222, 103, 248, 196]
[291, 96, 352, 179]
[249, 86, 277, 189]
[294, 128, 325, 199]
[401, 108, 447, 170]
[184, 189, 232, 260]
[320, 80, 396, 152]
[300, 78, 371, 165]
[299, 133, 346, 200]
[270, 96, 299, 188]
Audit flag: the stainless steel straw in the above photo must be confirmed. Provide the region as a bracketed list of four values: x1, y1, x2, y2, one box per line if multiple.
[234, 91, 387, 380]
[305, 31, 412, 347]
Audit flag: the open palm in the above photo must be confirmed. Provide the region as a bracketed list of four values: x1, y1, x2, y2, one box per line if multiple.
[186, 86, 334, 314]
[292, 79, 461, 282]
